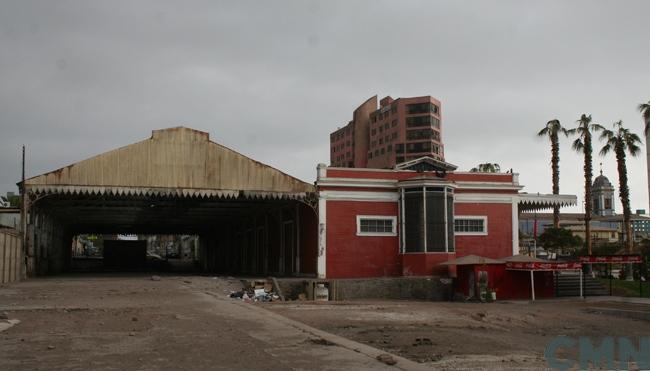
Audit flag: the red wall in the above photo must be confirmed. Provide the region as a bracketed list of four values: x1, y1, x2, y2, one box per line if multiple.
[326, 201, 401, 278]
[455, 203, 513, 259]
[456, 265, 555, 300]
[402, 253, 456, 276]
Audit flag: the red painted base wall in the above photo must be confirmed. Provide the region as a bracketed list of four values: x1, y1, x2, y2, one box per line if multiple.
[456, 265, 554, 300]
[401, 253, 456, 276]
[326, 201, 401, 278]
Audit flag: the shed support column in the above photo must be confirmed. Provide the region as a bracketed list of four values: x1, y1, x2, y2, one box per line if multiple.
[295, 203, 300, 274]
[530, 270, 535, 301]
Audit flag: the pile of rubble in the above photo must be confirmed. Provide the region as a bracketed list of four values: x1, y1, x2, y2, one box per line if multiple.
[229, 279, 283, 302]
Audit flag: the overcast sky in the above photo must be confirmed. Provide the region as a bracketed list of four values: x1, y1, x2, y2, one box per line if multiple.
[1, 1, 649, 213]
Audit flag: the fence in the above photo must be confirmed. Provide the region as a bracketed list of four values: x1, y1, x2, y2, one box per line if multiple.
[0, 229, 22, 283]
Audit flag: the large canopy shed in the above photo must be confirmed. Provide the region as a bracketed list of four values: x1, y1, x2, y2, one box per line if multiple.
[20, 127, 318, 276]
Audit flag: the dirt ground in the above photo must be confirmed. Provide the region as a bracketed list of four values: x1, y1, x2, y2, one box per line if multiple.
[0, 275, 404, 371]
[1, 275, 649, 370]
[265, 298, 650, 370]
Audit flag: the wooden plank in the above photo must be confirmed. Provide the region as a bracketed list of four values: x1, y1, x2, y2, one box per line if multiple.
[1, 233, 6, 283]
[7, 232, 13, 283]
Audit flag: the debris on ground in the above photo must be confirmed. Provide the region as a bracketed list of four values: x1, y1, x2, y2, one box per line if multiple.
[0, 312, 8, 320]
[150, 275, 161, 281]
[412, 337, 432, 346]
[310, 338, 335, 346]
[376, 353, 398, 366]
[228, 279, 282, 302]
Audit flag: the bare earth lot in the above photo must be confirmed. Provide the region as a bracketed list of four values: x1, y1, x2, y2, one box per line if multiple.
[265, 296, 650, 370]
[1, 275, 649, 370]
[0, 275, 401, 371]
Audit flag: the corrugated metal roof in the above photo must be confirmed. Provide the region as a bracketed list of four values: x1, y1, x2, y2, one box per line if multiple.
[23, 127, 315, 198]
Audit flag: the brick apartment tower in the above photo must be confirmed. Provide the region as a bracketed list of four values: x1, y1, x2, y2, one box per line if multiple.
[330, 95, 444, 168]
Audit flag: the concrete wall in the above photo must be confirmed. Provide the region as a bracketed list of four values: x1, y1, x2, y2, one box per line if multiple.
[0, 211, 20, 229]
[277, 277, 452, 301]
[0, 229, 23, 283]
[333, 277, 452, 301]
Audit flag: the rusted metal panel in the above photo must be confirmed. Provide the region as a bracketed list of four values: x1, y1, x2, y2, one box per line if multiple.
[24, 127, 315, 197]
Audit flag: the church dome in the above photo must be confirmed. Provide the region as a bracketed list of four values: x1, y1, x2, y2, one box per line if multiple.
[593, 173, 613, 189]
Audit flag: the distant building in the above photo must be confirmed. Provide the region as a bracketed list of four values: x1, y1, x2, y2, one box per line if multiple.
[633, 210, 650, 236]
[592, 171, 615, 216]
[330, 95, 444, 168]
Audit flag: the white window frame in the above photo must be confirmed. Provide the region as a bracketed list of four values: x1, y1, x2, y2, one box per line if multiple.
[356, 215, 397, 236]
[454, 215, 488, 236]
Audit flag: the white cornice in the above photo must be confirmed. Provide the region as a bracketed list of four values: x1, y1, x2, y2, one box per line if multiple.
[318, 190, 398, 202]
[317, 177, 397, 188]
[453, 181, 523, 191]
[455, 194, 518, 203]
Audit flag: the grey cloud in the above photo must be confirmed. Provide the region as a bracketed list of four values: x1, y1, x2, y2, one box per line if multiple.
[1, 0, 649, 212]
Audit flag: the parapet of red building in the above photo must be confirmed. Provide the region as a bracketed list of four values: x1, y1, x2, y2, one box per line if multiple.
[315, 157, 576, 279]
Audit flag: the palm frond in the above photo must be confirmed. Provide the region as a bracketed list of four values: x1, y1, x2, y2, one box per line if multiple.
[571, 138, 584, 151]
[592, 123, 606, 132]
[628, 143, 641, 156]
[599, 144, 612, 156]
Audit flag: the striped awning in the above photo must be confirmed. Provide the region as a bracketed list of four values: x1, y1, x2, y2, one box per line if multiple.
[518, 193, 577, 212]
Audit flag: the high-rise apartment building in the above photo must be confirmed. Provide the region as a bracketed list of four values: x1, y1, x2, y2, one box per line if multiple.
[330, 95, 444, 168]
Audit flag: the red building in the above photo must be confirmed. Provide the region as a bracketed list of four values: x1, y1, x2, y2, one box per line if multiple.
[315, 157, 576, 279]
[330, 95, 444, 169]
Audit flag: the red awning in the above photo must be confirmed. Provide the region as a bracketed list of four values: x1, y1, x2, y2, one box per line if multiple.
[577, 255, 642, 263]
[506, 261, 582, 271]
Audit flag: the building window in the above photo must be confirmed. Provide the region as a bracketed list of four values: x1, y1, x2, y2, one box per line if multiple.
[454, 216, 487, 235]
[402, 187, 455, 252]
[406, 103, 438, 114]
[357, 216, 397, 236]
[387, 144, 392, 152]
[406, 142, 432, 153]
[392, 119, 398, 127]
[406, 128, 433, 140]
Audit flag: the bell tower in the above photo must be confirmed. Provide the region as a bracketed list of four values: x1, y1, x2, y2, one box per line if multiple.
[592, 167, 615, 216]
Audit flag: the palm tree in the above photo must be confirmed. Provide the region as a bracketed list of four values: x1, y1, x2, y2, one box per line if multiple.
[470, 163, 501, 173]
[567, 114, 604, 256]
[600, 121, 642, 280]
[639, 101, 650, 212]
[538, 119, 568, 228]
